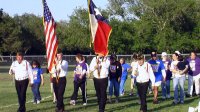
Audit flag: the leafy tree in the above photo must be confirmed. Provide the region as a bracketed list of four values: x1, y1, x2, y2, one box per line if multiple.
[1, 0, 200, 55]
[0, 12, 22, 55]
[14, 14, 45, 54]
[57, 8, 91, 54]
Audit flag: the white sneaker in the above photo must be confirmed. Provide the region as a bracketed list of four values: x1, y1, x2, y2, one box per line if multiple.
[83, 103, 87, 106]
[129, 93, 133, 96]
[180, 101, 184, 104]
[33, 102, 37, 104]
[70, 100, 75, 105]
[37, 100, 40, 104]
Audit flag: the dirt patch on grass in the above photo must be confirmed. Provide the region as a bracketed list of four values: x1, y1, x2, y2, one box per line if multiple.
[0, 75, 13, 81]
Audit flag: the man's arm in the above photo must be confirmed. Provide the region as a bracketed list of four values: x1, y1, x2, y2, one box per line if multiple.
[27, 62, 33, 84]
[61, 60, 68, 72]
[89, 58, 97, 72]
[9, 62, 14, 75]
[148, 64, 155, 86]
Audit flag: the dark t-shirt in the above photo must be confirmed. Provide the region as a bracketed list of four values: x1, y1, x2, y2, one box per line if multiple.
[177, 61, 187, 70]
[109, 61, 122, 81]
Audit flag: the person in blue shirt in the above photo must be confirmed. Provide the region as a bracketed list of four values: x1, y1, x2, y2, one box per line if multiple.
[31, 60, 44, 104]
[119, 58, 132, 96]
[148, 51, 166, 104]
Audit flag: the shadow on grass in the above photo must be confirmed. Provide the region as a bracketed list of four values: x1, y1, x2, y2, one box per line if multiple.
[26, 92, 200, 112]
[148, 96, 199, 112]
[27, 105, 55, 112]
[105, 94, 140, 112]
[66, 103, 98, 112]
[64, 93, 139, 112]
[107, 102, 138, 112]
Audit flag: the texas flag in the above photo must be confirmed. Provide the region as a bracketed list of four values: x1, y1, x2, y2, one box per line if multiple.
[88, 0, 112, 56]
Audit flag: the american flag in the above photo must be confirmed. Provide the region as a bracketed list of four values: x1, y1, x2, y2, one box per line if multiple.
[43, 0, 58, 72]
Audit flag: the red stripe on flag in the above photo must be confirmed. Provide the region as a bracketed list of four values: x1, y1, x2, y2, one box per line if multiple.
[46, 29, 56, 61]
[48, 42, 58, 71]
[43, 0, 58, 72]
[94, 21, 112, 56]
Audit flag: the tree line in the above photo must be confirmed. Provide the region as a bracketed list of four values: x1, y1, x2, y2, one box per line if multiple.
[1, 0, 200, 55]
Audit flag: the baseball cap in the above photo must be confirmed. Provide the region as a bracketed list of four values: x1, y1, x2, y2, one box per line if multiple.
[161, 52, 167, 57]
[175, 51, 181, 55]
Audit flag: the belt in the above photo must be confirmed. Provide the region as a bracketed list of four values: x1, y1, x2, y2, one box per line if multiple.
[137, 80, 149, 84]
[15, 76, 29, 81]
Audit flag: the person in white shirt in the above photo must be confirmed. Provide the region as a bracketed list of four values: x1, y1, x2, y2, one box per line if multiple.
[130, 53, 138, 96]
[170, 52, 188, 105]
[132, 54, 155, 112]
[89, 54, 110, 112]
[50, 49, 68, 112]
[9, 52, 33, 112]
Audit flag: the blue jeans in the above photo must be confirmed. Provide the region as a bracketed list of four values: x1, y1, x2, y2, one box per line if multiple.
[109, 78, 119, 97]
[173, 76, 185, 103]
[161, 80, 171, 97]
[119, 79, 126, 95]
[31, 83, 41, 102]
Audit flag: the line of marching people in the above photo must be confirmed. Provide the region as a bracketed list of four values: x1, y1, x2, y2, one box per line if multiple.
[108, 51, 200, 112]
[9, 50, 200, 112]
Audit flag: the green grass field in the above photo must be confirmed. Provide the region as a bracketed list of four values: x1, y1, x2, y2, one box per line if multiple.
[0, 72, 199, 112]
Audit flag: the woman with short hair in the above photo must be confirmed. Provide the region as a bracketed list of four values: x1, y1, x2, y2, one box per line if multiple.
[70, 53, 88, 106]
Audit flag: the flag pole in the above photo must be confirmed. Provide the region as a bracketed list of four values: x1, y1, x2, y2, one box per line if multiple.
[87, 0, 93, 49]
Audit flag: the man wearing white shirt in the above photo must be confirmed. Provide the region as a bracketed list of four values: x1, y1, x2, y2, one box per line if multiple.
[9, 52, 33, 112]
[89, 54, 110, 112]
[51, 49, 68, 112]
[132, 54, 155, 112]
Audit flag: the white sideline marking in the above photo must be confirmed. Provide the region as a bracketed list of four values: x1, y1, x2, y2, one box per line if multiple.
[0, 95, 52, 109]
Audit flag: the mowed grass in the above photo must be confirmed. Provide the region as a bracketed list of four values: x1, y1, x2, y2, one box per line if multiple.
[0, 72, 199, 112]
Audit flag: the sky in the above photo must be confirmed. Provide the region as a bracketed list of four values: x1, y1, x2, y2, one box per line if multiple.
[0, 0, 108, 21]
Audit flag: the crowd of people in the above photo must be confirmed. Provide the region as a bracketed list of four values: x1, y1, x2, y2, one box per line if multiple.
[8, 50, 200, 112]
